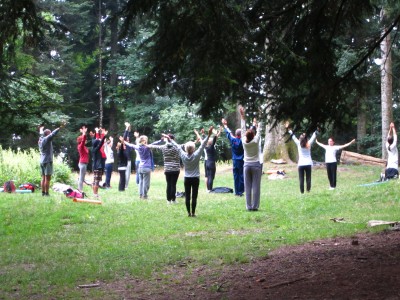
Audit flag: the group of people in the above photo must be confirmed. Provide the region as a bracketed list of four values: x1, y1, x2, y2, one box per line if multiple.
[287, 121, 398, 192]
[39, 107, 397, 217]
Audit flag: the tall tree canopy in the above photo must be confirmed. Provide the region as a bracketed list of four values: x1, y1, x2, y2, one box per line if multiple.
[121, 0, 400, 132]
[0, 0, 63, 136]
[1, 0, 400, 162]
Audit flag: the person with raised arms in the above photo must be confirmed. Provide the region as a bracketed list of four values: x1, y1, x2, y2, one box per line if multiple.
[316, 137, 355, 189]
[163, 126, 213, 217]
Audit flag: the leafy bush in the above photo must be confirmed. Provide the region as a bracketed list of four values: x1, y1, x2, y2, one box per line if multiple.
[0, 146, 73, 186]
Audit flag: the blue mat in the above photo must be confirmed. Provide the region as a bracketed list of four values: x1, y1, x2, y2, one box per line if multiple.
[358, 181, 388, 187]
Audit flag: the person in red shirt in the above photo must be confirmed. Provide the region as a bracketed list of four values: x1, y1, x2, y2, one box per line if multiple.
[77, 126, 89, 192]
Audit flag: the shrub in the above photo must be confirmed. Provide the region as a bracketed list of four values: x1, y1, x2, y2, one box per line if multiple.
[0, 146, 73, 186]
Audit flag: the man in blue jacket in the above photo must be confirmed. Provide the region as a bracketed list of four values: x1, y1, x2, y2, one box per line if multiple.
[222, 118, 244, 196]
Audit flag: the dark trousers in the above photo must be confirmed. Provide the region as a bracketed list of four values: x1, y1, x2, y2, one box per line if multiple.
[233, 159, 244, 195]
[205, 160, 216, 191]
[298, 165, 312, 193]
[135, 160, 140, 185]
[184, 177, 199, 215]
[326, 162, 337, 188]
[118, 170, 126, 191]
[105, 163, 113, 187]
[165, 171, 180, 201]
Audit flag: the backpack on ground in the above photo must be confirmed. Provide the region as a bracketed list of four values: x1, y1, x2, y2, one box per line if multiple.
[175, 191, 185, 198]
[19, 183, 36, 192]
[210, 187, 234, 193]
[3, 181, 16, 193]
[65, 188, 85, 199]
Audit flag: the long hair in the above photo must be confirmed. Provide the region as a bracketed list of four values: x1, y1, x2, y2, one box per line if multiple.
[245, 129, 255, 143]
[299, 133, 309, 148]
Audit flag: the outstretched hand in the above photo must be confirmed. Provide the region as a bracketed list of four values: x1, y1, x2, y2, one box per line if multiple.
[221, 118, 227, 126]
[239, 106, 245, 117]
[161, 133, 170, 141]
[208, 126, 214, 137]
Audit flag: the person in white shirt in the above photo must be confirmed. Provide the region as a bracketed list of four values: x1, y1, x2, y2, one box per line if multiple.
[240, 106, 263, 210]
[104, 136, 114, 188]
[286, 122, 318, 194]
[316, 137, 355, 189]
[384, 122, 398, 180]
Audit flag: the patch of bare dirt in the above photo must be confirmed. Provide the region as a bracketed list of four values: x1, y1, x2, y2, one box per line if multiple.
[100, 230, 400, 299]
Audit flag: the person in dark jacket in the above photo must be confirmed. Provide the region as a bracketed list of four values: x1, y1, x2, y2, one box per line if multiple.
[123, 122, 133, 189]
[116, 139, 128, 191]
[92, 128, 108, 198]
[204, 128, 221, 192]
[221, 118, 244, 196]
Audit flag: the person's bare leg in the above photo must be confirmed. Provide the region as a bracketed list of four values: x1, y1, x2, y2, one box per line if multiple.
[41, 175, 46, 195]
[93, 185, 99, 196]
[45, 175, 52, 194]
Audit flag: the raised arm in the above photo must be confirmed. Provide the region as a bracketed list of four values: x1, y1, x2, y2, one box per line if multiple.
[392, 123, 397, 145]
[315, 139, 325, 148]
[194, 129, 202, 143]
[123, 122, 131, 141]
[308, 129, 318, 146]
[338, 139, 356, 150]
[197, 126, 213, 153]
[121, 136, 138, 149]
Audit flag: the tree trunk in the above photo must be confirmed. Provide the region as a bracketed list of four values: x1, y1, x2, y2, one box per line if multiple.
[98, 0, 104, 127]
[380, 8, 393, 159]
[107, 0, 120, 135]
[263, 122, 292, 163]
[357, 92, 367, 153]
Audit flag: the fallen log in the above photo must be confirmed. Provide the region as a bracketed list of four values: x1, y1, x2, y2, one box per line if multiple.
[78, 283, 100, 288]
[73, 198, 102, 205]
[367, 220, 399, 227]
[340, 150, 386, 167]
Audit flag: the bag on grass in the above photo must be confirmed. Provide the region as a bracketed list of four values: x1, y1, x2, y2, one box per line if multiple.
[384, 168, 399, 180]
[19, 183, 36, 192]
[175, 191, 185, 198]
[65, 188, 85, 199]
[210, 187, 234, 193]
[3, 181, 16, 193]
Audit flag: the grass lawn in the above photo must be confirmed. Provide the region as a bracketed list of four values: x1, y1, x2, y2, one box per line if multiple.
[0, 162, 399, 299]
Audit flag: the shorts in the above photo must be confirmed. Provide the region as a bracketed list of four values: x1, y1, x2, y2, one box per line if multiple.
[93, 169, 103, 187]
[40, 162, 53, 176]
[385, 168, 398, 179]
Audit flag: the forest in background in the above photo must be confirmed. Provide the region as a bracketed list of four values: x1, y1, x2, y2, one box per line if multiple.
[0, 0, 400, 169]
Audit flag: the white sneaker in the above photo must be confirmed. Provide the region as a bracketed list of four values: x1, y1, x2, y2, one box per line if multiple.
[329, 187, 335, 190]
[172, 200, 178, 204]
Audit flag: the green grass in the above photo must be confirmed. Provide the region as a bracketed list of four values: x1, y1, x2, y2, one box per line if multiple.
[1, 163, 399, 299]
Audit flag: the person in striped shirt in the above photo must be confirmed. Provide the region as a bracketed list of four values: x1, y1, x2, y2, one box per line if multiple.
[149, 134, 181, 204]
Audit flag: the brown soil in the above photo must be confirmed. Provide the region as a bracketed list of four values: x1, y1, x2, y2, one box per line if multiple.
[99, 229, 400, 299]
